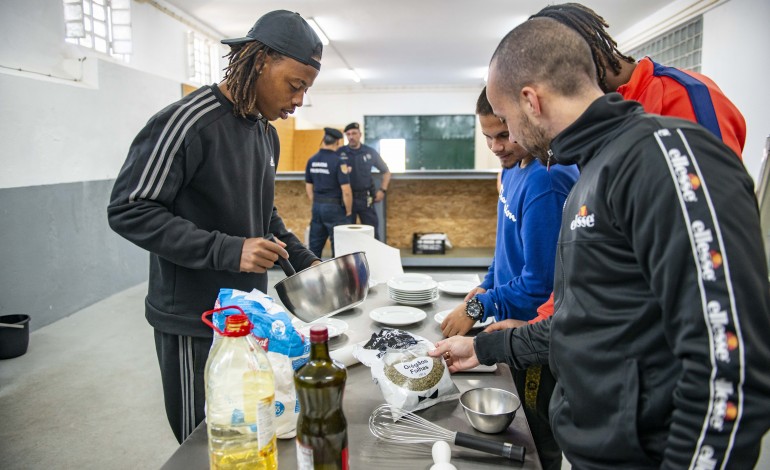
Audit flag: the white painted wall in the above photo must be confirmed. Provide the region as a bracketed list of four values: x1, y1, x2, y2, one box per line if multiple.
[701, 0, 770, 182]
[1, 0, 766, 188]
[0, 0, 223, 189]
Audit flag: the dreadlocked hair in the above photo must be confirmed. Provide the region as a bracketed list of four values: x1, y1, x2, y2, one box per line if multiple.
[530, 3, 635, 92]
[222, 41, 282, 118]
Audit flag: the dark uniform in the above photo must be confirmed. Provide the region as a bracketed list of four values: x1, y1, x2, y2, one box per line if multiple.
[338, 123, 390, 238]
[305, 128, 350, 258]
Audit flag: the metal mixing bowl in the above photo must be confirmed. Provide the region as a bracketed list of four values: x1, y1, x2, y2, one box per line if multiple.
[274, 251, 370, 323]
[460, 387, 521, 434]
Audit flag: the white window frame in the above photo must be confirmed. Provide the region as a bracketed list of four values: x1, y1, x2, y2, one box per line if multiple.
[628, 16, 702, 72]
[187, 31, 220, 85]
[63, 0, 132, 62]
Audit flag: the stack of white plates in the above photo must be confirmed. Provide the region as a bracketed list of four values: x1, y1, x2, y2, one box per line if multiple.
[387, 274, 439, 305]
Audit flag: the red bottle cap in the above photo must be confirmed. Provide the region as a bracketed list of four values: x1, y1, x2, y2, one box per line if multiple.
[222, 314, 252, 337]
[309, 325, 328, 343]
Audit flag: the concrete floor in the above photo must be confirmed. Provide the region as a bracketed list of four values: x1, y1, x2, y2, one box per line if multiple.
[1, 281, 769, 469]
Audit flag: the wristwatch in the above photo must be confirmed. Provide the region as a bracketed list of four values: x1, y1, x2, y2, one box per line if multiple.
[465, 297, 484, 321]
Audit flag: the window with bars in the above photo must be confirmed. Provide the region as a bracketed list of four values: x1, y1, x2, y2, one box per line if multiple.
[63, 0, 132, 62]
[187, 31, 219, 85]
[627, 16, 703, 72]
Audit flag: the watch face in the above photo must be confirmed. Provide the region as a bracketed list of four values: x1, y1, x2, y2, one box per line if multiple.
[467, 300, 482, 320]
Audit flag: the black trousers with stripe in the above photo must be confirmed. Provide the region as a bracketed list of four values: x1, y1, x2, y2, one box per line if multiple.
[512, 364, 562, 470]
[154, 330, 212, 443]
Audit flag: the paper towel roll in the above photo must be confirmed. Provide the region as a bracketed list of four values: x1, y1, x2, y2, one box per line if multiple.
[334, 224, 374, 257]
[334, 224, 403, 285]
[335, 224, 374, 239]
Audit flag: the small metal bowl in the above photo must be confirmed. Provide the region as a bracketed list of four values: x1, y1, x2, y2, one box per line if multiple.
[274, 252, 370, 323]
[459, 387, 521, 434]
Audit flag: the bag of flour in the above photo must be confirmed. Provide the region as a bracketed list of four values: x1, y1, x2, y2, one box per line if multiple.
[213, 288, 309, 438]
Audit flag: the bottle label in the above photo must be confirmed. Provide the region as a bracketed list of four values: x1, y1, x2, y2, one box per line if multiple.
[257, 397, 275, 449]
[296, 441, 314, 470]
[393, 357, 434, 379]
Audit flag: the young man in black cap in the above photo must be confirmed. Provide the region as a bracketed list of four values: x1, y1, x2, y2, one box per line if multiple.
[338, 122, 391, 239]
[108, 10, 323, 442]
[304, 127, 352, 258]
[431, 17, 770, 469]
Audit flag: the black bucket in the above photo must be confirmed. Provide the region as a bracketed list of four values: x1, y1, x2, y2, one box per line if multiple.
[0, 314, 31, 359]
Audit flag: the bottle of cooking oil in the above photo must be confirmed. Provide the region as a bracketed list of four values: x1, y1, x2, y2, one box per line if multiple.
[203, 307, 277, 470]
[294, 325, 349, 469]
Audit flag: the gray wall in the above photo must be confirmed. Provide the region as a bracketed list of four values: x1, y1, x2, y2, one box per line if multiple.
[0, 180, 147, 330]
[0, 60, 180, 332]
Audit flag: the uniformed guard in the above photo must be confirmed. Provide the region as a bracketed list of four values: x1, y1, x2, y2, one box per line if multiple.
[304, 127, 352, 258]
[338, 122, 392, 240]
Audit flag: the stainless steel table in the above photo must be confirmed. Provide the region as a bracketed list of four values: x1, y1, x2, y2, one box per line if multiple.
[161, 269, 542, 469]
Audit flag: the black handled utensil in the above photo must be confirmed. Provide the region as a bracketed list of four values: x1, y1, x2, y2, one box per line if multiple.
[263, 233, 296, 276]
[369, 404, 526, 462]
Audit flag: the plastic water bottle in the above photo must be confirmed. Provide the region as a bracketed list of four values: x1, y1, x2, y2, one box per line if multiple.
[202, 306, 277, 470]
[294, 325, 349, 469]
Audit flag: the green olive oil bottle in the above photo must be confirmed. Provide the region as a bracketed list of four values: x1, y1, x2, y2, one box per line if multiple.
[294, 325, 349, 470]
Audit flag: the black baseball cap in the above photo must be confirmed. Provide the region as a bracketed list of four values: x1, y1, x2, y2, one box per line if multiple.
[324, 127, 343, 140]
[221, 10, 323, 71]
[344, 122, 360, 133]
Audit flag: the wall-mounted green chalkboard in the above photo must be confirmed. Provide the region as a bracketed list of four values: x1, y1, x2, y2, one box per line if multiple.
[364, 115, 475, 170]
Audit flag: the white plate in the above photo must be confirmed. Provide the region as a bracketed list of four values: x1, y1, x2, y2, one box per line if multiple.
[437, 280, 478, 296]
[392, 295, 439, 306]
[388, 291, 438, 300]
[387, 276, 438, 293]
[433, 309, 494, 329]
[369, 306, 427, 326]
[397, 273, 433, 280]
[295, 318, 349, 339]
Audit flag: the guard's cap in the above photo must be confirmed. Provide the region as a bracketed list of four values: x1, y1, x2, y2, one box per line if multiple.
[221, 10, 323, 71]
[324, 127, 343, 140]
[344, 122, 360, 133]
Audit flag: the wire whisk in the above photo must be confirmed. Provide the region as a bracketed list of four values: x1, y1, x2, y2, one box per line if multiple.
[369, 404, 526, 462]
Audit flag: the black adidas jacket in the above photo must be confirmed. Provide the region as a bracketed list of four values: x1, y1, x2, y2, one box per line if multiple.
[475, 94, 770, 469]
[108, 84, 317, 337]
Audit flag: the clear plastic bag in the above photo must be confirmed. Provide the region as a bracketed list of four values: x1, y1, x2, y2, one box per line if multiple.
[354, 329, 459, 416]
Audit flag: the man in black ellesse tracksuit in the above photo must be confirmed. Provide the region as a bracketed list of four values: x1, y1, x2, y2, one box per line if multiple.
[433, 18, 770, 469]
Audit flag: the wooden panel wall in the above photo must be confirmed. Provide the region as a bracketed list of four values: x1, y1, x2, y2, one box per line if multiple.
[274, 177, 499, 249]
[385, 179, 498, 249]
[292, 129, 325, 171]
[274, 180, 311, 243]
[272, 117, 295, 172]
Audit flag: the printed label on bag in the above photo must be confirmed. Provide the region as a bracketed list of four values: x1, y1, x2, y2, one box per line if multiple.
[393, 357, 433, 378]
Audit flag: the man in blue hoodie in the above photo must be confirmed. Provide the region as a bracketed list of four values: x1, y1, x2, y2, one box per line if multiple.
[440, 87, 578, 470]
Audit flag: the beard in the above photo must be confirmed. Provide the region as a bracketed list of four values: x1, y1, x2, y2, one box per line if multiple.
[516, 114, 552, 165]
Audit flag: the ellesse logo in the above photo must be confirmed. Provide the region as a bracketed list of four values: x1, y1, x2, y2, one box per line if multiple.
[692, 220, 722, 281]
[710, 378, 738, 431]
[668, 147, 700, 202]
[569, 205, 595, 230]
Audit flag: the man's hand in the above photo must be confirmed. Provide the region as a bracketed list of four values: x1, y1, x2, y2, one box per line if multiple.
[483, 318, 527, 333]
[239, 237, 288, 273]
[374, 189, 386, 202]
[464, 287, 486, 302]
[441, 302, 476, 337]
[429, 336, 479, 373]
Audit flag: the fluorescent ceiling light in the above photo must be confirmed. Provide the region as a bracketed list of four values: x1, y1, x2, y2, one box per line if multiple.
[348, 68, 361, 83]
[306, 18, 329, 45]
